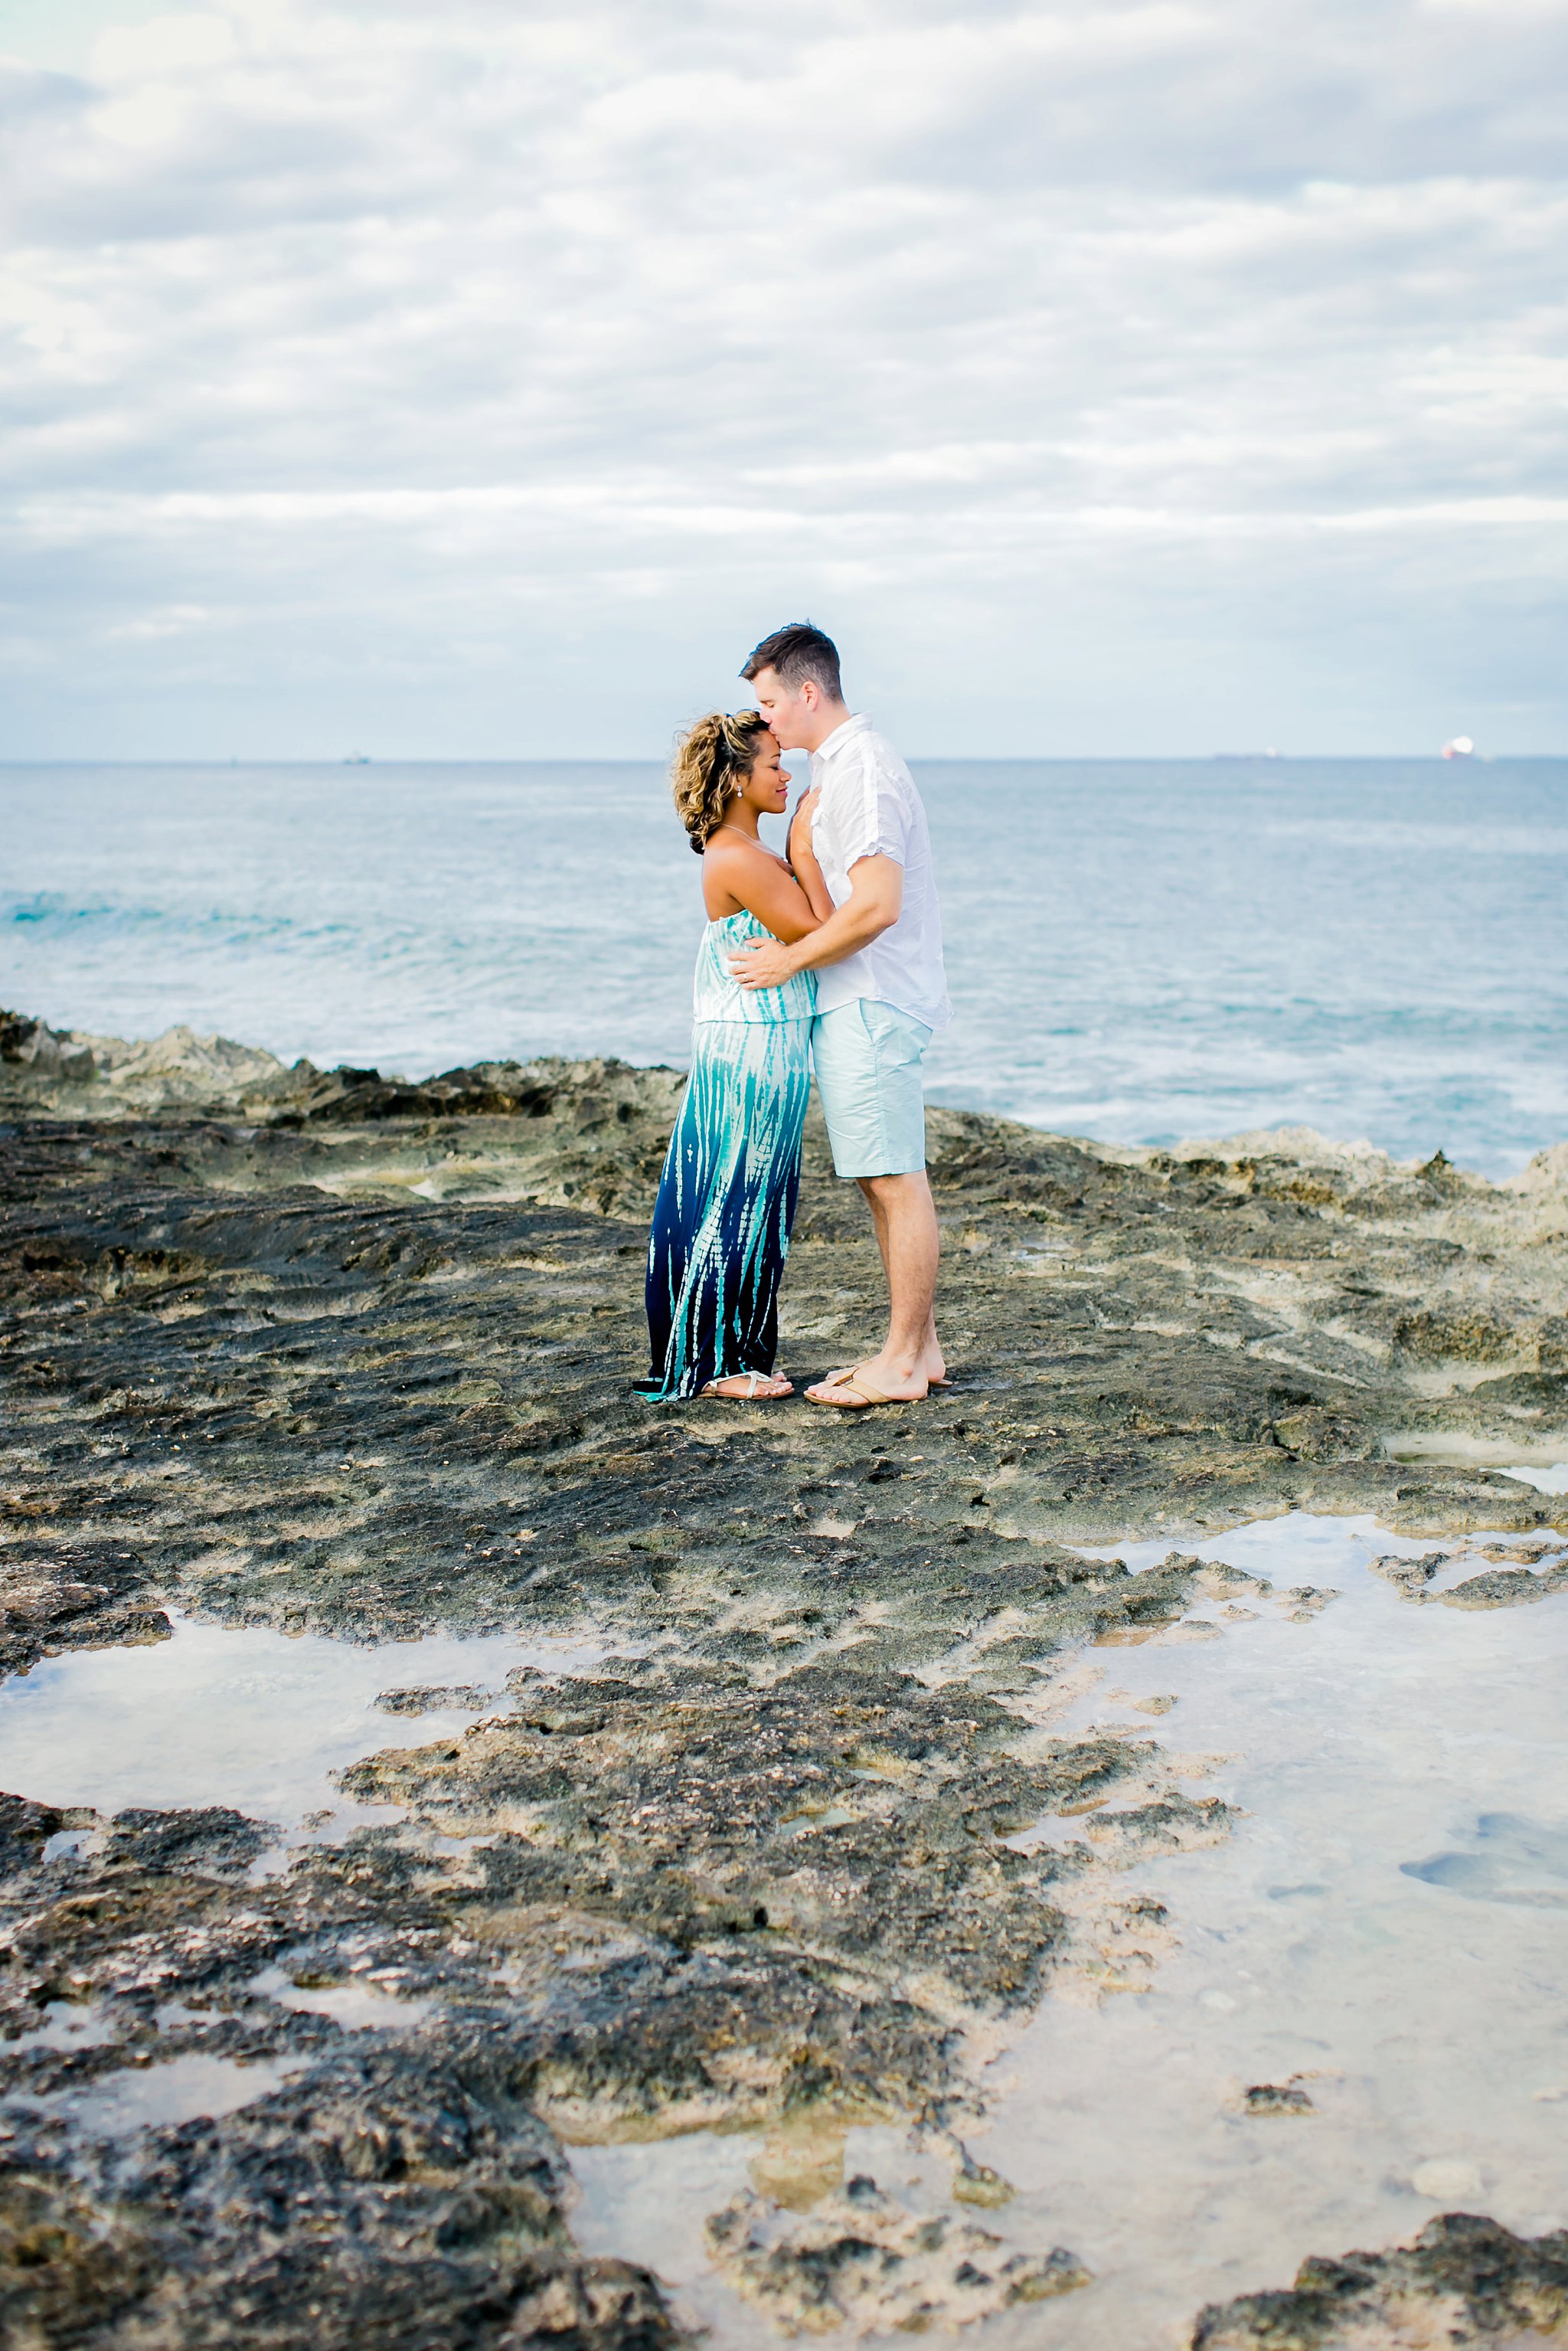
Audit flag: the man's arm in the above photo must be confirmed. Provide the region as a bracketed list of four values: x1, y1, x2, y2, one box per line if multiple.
[730, 856, 902, 989]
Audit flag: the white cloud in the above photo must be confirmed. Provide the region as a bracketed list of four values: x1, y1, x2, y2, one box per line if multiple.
[106, 597, 222, 637]
[91, 11, 238, 76]
[0, 0, 1564, 754]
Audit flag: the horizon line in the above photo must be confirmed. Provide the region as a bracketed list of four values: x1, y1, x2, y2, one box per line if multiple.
[2, 751, 1566, 770]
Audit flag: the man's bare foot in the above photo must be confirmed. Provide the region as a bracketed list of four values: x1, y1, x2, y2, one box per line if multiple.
[699, 1372, 793, 1401]
[805, 1356, 929, 1409]
[818, 1347, 947, 1393]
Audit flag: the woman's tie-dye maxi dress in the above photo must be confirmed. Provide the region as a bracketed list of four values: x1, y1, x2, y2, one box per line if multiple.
[639, 911, 815, 1401]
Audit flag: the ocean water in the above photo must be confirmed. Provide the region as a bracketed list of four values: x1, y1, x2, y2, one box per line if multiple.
[3, 757, 1565, 1176]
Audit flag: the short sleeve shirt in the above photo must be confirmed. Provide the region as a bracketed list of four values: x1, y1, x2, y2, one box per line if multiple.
[808, 715, 951, 1032]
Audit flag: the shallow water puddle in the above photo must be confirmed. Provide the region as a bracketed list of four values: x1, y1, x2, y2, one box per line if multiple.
[1382, 1447, 1568, 1493]
[247, 1962, 439, 2031]
[573, 1501, 1568, 2349]
[2, 1974, 435, 2153]
[0, 1611, 628, 1841]
[1499, 1461, 1568, 1495]
[8, 2002, 121, 2058]
[5, 2049, 305, 2140]
[956, 1504, 1568, 2349]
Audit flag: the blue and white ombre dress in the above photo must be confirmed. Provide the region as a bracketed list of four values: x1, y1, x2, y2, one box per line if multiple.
[639, 913, 815, 1400]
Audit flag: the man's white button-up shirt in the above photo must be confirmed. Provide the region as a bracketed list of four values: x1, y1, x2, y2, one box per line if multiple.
[807, 714, 951, 1032]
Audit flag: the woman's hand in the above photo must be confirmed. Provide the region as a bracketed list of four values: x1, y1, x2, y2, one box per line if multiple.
[788, 787, 834, 922]
[788, 787, 822, 863]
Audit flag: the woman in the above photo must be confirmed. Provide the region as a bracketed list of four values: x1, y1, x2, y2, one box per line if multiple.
[639, 711, 833, 1401]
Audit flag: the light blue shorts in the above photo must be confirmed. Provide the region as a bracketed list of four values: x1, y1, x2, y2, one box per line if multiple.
[812, 999, 933, 1179]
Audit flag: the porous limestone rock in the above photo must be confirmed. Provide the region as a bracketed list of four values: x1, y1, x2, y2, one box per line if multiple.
[2, 1022, 1566, 2346]
[704, 2173, 1089, 2334]
[1191, 2212, 1568, 2347]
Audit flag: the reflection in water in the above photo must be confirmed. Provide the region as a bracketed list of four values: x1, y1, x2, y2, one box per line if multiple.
[950, 1509, 1568, 2351]
[0, 1612, 633, 1840]
[1498, 1463, 1568, 1496]
[7, 2051, 303, 2139]
[8, 2002, 119, 2057]
[0, 1505, 1563, 2342]
[573, 1507, 1568, 2351]
[1403, 1813, 1568, 1907]
[247, 1963, 437, 2031]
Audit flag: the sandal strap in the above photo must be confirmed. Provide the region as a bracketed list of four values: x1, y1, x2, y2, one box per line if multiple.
[808, 1367, 893, 1408]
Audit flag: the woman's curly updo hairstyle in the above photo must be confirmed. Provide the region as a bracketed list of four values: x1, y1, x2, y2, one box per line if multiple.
[671, 709, 772, 853]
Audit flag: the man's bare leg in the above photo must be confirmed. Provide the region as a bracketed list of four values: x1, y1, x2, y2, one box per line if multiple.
[858, 1175, 945, 1385]
[807, 1171, 942, 1401]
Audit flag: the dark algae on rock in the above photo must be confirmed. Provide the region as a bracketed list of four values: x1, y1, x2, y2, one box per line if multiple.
[704, 2173, 1090, 2334]
[1192, 2212, 1568, 2346]
[2, 1013, 1566, 2346]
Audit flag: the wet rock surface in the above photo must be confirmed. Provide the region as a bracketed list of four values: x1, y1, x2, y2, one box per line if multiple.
[704, 2173, 1089, 2335]
[0, 1795, 678, 2346]
[1438, 1561, 1568, 1609]
[4, 1016, 1565, 1684]
[1191, 2211, 1568, 2346]
[1367, 1547, 1568, 1610]
[3, 2040, 678, 2351]
[2, 1017, 1567, 2344]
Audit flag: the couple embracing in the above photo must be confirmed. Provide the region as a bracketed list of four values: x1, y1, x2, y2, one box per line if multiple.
[636, 623, 950, 1412]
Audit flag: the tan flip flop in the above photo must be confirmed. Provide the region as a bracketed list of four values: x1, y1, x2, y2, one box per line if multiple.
[818, 1362, 950, 1394]
[805, 1362, 913, 1411]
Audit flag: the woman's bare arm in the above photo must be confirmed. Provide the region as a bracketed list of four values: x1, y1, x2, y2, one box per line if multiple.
[702, 837, 825, 944]
[732, 855, 902, 989]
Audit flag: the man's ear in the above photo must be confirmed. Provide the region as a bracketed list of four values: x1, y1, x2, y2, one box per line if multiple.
[800, 678, 819, 711]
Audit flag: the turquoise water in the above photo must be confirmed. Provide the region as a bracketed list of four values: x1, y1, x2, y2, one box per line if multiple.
[3, 758, 1565, 1175]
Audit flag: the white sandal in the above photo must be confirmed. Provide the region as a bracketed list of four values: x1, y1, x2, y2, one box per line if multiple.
[697, 1371, 792, 1401]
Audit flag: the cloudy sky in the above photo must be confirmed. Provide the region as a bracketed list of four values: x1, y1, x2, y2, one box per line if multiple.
[2, 0, 1566, 757]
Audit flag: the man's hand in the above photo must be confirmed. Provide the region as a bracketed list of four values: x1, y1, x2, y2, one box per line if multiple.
[733, 855, 902, 983]
[729, 937, 802, 990]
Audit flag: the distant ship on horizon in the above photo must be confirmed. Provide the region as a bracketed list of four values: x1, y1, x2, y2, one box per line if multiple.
[1442, 736, 1475, 760]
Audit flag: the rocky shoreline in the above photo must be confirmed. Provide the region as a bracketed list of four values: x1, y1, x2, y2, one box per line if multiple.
[2, 1011, 1566, 2348]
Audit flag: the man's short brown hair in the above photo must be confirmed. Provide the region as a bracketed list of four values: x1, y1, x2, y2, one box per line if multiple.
[741, 622, 842, 702]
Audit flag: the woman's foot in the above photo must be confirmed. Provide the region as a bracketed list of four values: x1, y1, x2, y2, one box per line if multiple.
[699, 1371, 793, 1401]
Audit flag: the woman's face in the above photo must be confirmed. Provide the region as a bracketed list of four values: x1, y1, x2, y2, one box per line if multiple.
[736, 731, 790, 820]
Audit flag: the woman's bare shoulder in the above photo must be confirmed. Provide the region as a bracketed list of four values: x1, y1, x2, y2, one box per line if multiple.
[704, 834, 788, 872]
[701, 835, 756, 917]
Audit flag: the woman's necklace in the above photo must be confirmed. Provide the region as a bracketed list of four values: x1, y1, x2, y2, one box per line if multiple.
[713, 822, 788, 868]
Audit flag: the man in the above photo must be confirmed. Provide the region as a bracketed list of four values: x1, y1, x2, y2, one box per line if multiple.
[730, 621, 950, 1408]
